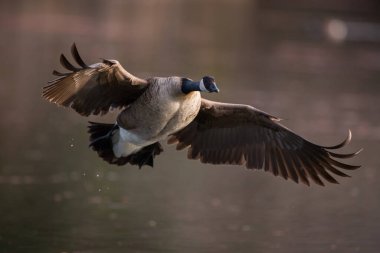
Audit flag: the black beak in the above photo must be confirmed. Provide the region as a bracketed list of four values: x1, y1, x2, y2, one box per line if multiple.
[210, 83, 220, 93]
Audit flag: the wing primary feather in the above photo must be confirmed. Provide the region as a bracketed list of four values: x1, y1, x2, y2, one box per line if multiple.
[302, 148, 339, 184]
[326, 157, 361, 170]
[221, 148, 229, 164]
[263, 144, 270, 171]
[46, 76, 66, 84]
[279, 149, 299, 183]
[297, 152, 324, 186]
[235, 147, 244, 164]
[269, 147, 279, 176]
[320, 161, 350, 178]
[257, 143, 265, 169]
[71, 43, 88, 68]
[321, 130, 351, 149]
[275, 148, 288, 180]
[310, 150, 351, 177]
[43, 80, 61, 90]
[229, 147, 237, 164]
[313, 163, 339, 184]
[52, 70, 70, 76]
[286, 137, 316, 185]
[288, 152, 310, 186]
[328, 148, 363, 159]
[60, 54, 81, 72]
[246, 146, 257, 169]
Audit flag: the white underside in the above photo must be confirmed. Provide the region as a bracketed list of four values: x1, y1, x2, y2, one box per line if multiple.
[112, 127, 152, 158]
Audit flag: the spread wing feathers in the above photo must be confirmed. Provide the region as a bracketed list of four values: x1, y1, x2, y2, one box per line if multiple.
[168, 99, 362, 186]
[42, 43, 149, 116]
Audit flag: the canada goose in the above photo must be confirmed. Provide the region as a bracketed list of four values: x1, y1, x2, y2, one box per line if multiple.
[42, 44, 362, 186]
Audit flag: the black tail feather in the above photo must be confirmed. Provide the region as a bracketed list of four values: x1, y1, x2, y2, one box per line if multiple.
[88, 121, 118, 143]
[88, 121, 163, 167]
[128, 143, 164, 168]
[88, 122, 118, 164]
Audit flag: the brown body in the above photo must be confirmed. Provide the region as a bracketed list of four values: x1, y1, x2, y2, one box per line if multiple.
[113, 77, 201, 157]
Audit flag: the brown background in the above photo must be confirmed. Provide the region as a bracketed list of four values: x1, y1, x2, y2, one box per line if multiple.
[0, 0, 379, 252]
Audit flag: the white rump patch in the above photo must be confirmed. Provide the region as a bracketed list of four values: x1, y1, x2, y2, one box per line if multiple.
[119, 127, 144, 143]
[113, 127, 145, 157]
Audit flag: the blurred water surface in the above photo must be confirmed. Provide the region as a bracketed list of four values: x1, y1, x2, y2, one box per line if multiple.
[0, 0, 379, 252]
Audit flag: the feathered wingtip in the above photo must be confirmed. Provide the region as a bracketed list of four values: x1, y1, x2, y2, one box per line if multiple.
[71, 43, 88, 68]
[52, 43, 89, 77]
[323, 129, 353, 149]
[320, 129, 362, 173]
[287, 130, 362, 187]
[43, 43, 90, 100]
[322, 130, 363, 160]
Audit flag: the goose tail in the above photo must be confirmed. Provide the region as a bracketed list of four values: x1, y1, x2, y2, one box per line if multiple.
[88, 122, 163, 167]
[88, 121, 120, 164]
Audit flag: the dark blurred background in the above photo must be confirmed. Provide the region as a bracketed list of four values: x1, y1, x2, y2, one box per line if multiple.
[0, 0, 379, 252]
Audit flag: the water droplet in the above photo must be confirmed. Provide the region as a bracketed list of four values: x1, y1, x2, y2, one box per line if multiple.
[350, 187, 360, 197]
[96, 173, 100, 178]
[326, 19, 348, 43]
[242, 225, 251, 232]
[148, 220, 157, 227]
[273, 230, 284, 237]
[63, 191, 73, 199]
[53, 194, 62, 202]
[109, 212, 118, 220]
[210, 198, 221, 207]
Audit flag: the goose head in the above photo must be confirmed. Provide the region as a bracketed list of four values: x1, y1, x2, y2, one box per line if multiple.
[201, 76, 219, 93]
[181, 76, 220, 94]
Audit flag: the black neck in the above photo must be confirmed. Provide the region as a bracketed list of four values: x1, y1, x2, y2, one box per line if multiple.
[181, 79, 201, 94]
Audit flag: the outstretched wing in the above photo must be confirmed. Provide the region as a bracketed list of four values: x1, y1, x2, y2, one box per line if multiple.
[42, 43, 149, 116]
[169, 99, 362, 186]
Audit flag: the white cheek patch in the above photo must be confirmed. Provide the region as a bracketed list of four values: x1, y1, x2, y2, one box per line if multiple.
[199, 79, 208, 92]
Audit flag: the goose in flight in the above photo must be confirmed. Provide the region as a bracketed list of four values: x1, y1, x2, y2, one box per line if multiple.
[42, 44, 362, 186]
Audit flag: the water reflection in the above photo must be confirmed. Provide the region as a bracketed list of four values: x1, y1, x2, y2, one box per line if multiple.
[0, 0, 379, 252]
